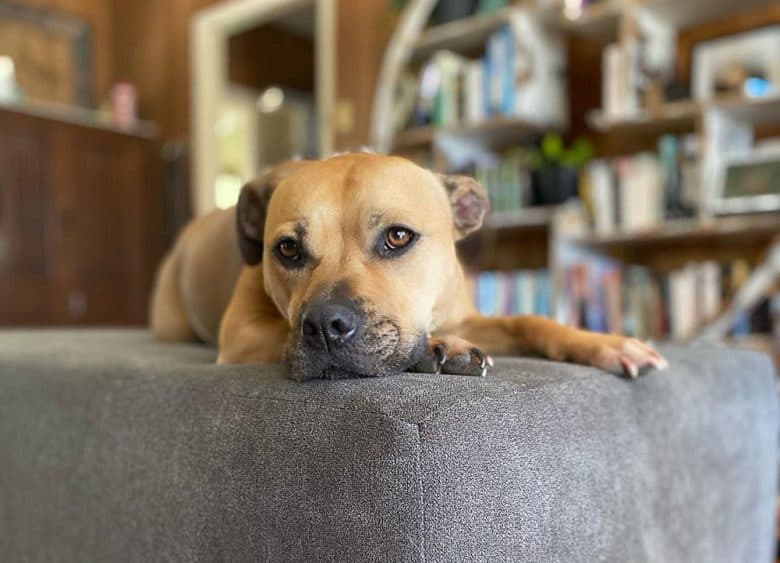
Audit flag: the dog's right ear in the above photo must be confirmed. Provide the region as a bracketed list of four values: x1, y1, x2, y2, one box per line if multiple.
[236, 160, 310, 265]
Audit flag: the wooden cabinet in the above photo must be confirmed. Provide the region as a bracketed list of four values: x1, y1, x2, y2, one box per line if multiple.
[0, 106, 163, 325]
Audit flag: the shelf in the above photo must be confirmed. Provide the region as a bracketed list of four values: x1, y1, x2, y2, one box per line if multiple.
[572, 213, 780, 248]
[588, 95, 780, 136]
[411, 0, 622, 62]
[0, 98, 158, 139]
[711, 95, 780, 127]
[392, 125, 436, 150]
[635, 0, 778, 29]
[412, 7, 513, 62]
[485, 206, 558, 230]
[588, 99, 701, 135]
[555, 0, 624, 40]
[392, 116, 558, 151]
[410, 0, 777, 64]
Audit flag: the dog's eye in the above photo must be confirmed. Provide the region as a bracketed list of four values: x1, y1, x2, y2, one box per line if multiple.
[276, 239, 301, 261]
[384, 227, 415, 251]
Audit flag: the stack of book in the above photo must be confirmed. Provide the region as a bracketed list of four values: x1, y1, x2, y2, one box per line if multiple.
[559, 258, 760, 340]
[471, 270, 551, 317]
[583, 134, 700, 234]
[405, 11, 567, 131]
[600, 8, 676, 121]
[471, 149, 532, 213]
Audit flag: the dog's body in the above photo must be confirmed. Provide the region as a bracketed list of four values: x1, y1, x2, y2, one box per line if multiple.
[151, 153, 665, 380]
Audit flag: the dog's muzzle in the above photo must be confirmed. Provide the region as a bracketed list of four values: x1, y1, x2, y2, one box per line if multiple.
[285, 297, 426, 381]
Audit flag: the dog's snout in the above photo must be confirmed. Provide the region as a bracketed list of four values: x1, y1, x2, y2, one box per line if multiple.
[301, 303, 359, 349]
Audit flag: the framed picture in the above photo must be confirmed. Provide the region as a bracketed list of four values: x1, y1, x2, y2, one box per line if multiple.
[0, 3, 93, 106]
[712, 146, 780, 214]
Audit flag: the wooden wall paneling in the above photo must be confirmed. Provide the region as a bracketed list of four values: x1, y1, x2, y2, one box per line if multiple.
[335, 0, 396, 149]
[0, 108, 163, 325]
[0, 111, 56, 324]
[109, 0, 224, 144]
[50, 123, 163, 324]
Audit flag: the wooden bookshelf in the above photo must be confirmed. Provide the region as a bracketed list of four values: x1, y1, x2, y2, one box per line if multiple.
[714, 95, 780, 126]
[635, 0, 777, 29]
[556, 0, 623, 40]
[411, 6, 513, 62]
[380, 0, 780, 340]
[588, 99, 701, 135]
[485, 206, 558, 230]
[0, 98, 159, 139]
[392, 116, 557, 151]
[573, 213, 780, 248]
[588, 95, 780, 141]
[392, 125, 436, 150]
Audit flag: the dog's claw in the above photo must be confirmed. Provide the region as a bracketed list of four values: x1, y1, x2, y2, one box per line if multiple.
[414, 338, 492, 377]
[470, 348, 488, 377]
[432, 344, 447, 375]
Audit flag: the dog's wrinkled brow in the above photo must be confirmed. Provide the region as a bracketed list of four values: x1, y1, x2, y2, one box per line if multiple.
[368, 213, 383, 228]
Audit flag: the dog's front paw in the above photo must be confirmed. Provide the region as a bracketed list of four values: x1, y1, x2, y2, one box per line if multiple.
[580, 335, 668, 378]
[413, 336, 493, 377]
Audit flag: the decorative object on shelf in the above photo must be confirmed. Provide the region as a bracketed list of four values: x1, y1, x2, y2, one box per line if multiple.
[692, 26, 780, 101]
[0, 3, 93, 107]
[109, 82, 138, 131]
[712, 145, 780, 215]
[601, 5, 676, 120]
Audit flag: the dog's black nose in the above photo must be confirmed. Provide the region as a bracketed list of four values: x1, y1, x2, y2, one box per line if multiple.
[301, 303, 359, 349]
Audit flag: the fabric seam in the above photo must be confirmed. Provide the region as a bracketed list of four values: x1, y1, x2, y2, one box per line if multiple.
[415, 421, 426, 563]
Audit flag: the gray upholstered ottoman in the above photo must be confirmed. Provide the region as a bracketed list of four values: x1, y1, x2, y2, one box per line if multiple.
[0, 330, 776, 562]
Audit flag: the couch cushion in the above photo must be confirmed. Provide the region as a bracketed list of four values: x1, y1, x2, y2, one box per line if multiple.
[0, 329, 776, 562]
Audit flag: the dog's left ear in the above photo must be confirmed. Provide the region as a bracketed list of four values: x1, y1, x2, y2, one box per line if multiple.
[438, 174, 490, 240]
[237, 160, 310, 265]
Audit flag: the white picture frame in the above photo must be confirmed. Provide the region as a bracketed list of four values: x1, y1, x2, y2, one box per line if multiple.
[711, 145, 780, 215]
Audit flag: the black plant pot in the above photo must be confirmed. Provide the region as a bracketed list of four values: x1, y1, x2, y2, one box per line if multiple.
[531, 165, 579, 206]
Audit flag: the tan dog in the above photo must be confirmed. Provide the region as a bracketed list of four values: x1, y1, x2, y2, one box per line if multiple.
[150, 153, 666, 380]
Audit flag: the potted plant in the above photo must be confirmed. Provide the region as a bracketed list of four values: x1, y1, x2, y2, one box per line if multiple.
[526, 134, 593, 205]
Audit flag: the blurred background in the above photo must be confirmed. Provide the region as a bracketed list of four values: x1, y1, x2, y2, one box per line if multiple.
[0, 0, 778, 363]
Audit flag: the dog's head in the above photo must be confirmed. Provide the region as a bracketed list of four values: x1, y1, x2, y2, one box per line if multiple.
[236, 153, 488, 380]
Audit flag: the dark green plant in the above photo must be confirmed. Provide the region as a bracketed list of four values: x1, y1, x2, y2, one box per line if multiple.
[527, 134, 593, 170]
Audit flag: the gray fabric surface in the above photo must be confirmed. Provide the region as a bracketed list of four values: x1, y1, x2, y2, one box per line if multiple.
[0, 329, 776, 562]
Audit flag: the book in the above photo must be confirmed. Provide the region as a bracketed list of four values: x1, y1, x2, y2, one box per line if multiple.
[472, 270, 551, 317]
[585, 137, 699, 234]
[561, 259, 736, 340]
